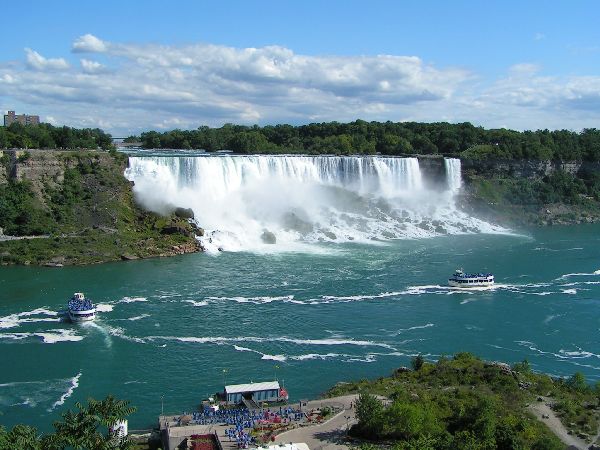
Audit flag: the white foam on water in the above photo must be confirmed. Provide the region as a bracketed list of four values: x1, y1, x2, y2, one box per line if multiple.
[562, 289, 577, 295]
[558, 348, 600, 359]
[125, 155, 508, 253]
[126, 314, 151, 321]
[37, 329, 84, 344]
[261, 354, 287, 362]
[517, 341, 600, 368]
[0, 329, 83, 344]
[96, 304, 114, 312]
[205, 295, 294, 304]
[543, 314, 563, 324]
[83, 322, 146, 346]
[392, 323, 434, 335]
[103, 324, 147, 344]
[320, 291, 403, 302]
[0, 308, 60, 329]
[344, 355, 378, 363]
[120, 296, 148, 303]
[0, 375, 81, 409]
[150, 335, 395, 350]
[556, 270, 600, 280]
[232, 344, 287, 362]
[48, 372, 81, 411]
[290, 353, 344, 361]
[184, 300, 209, 307]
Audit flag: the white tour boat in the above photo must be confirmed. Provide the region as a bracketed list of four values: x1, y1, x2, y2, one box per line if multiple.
[68, 292, 96, 322]
[448, 269, 494, 288]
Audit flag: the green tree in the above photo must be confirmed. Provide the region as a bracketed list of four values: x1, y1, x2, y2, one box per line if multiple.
[411, 355, 425, 371]
[0, 424, 43, 450]
[512, 359, 531, 374]
[566, 372, 587, 392]
[355, 393, 385, 438]
[0, 396, 136, 450]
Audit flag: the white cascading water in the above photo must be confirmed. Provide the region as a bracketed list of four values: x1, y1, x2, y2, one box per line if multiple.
[444, 158, 462, 192]
[125, 155, 505, 253]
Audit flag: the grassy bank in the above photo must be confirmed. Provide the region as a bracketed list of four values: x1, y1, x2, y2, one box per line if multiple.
[327, 353, 600, 449]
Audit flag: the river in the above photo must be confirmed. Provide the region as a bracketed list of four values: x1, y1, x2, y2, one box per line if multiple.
[1, 153, 599, 431]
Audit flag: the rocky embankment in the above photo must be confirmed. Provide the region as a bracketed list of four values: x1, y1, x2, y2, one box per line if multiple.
[457, 157, 600, 226]
[0, 149, 202, 266]
[414, 155, 600, 226]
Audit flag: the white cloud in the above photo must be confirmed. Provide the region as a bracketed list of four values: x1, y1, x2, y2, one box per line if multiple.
[24, 48, 69, 71]
[72, 34, 108, 53]
[80, 58, 106, 73]
[2, 37, 600, 134]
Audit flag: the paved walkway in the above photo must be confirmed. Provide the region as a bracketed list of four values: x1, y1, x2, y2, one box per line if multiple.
[273, 395, 359, 450]
[528, 397, 590, 450]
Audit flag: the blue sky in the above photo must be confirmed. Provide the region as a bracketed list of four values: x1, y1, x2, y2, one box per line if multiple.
[2, 1, 600, 134]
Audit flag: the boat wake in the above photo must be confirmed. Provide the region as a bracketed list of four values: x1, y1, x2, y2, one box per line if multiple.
[0, 373, 82, 411]
[0, 308, 60, 329]
[48, 372, 81, 411]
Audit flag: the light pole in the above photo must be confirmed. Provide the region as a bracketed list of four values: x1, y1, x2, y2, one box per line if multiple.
[161, 394, 164, 416]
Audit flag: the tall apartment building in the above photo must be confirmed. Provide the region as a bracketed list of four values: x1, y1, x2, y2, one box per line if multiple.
[4, 110, 40, 126]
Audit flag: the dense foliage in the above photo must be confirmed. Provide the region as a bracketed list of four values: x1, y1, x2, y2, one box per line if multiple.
[133, 121, 600, 161]
[0, 122, 113, 150]
[328, 352, 600, 449]
[0, 151, 199, 265]
[0, 180, 55, 235]
[0, 154, 123, 236]
[0, 396, 136, 449]
[466, 170, 600, 206]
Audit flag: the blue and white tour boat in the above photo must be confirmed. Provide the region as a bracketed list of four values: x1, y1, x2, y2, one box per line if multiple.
[68, 292, 96, 322]
[448, 269, 494, 288]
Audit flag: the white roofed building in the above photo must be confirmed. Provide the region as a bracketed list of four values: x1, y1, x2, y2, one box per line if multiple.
[224, 381, 284, 404]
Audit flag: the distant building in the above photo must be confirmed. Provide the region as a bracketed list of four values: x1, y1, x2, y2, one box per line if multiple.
[224, 381, 286, 404]
[4, 110, 40, 126]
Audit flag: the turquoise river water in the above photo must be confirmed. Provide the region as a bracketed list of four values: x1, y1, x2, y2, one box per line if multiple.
[1, 225, 600, 431]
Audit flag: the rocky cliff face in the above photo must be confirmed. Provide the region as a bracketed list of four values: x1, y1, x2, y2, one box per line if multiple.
[460, 157, 600, 179]
[1, 149, 116, 204]
[416, 155, 447, 189]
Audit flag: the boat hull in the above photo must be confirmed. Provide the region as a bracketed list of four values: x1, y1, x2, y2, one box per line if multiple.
[68, 310, 96, 322]
[448, 279, 494, 288]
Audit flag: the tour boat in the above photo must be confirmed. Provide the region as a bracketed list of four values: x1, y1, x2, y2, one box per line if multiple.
[448, 269, 494, 288]
[68, 292, 96, 322]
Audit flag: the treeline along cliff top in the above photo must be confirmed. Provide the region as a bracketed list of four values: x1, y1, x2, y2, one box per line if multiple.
[0, 122, 113, 150]
[129, 120, 600, 161]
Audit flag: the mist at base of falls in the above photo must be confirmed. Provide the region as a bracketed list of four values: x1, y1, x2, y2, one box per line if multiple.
[125, 155, 506, 253]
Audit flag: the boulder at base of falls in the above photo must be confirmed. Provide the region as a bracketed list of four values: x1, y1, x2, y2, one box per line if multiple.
[175, 207, 195, 219]
[188, 221, 205, 236]
[161, 224, 193, 237]
[323, 230, 337, 240]
[261, 230, 277, 244]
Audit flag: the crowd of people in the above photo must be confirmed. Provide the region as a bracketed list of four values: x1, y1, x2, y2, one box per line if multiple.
[176, 405, 305, 448]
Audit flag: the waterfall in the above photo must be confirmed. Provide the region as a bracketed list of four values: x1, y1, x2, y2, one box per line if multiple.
[444, 158, 462, 192]
[125, 154, 504, 252]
